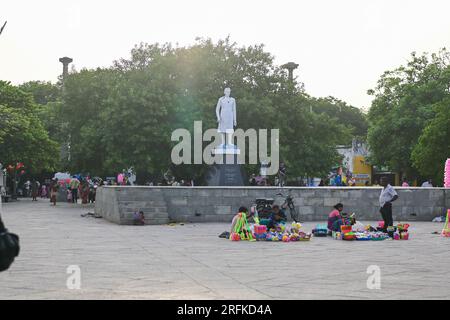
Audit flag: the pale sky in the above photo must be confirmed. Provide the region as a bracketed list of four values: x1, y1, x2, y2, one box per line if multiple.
[1, 0, 450, 109]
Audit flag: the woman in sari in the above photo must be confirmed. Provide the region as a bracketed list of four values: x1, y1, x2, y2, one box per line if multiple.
[50, 179, 59, 206]
[80, 180, 89, 204]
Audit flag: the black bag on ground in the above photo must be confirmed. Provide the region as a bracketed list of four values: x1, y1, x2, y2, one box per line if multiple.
[0, 217, 20, 272]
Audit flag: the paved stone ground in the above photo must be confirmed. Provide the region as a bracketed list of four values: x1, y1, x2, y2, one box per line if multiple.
[0, 199, 449, 300]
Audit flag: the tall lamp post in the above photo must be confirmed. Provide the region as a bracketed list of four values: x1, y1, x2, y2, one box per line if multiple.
[59, 57, 73, 163]
[59, 56, 73, 82]
[282, 62, 299, 82]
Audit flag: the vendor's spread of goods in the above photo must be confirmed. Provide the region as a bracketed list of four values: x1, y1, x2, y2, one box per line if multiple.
[228, 212, 418, 243]
[442, 209, 450, 237]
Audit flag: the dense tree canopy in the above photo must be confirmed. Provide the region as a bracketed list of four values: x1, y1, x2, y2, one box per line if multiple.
[4, 40, 448, 186]
[19, 80, 60, 105]
[411, 99, 450, 183]
[311, 96, 367, 140]
[0, 81, 59, 173]
[57, 39, 352, 182]
[367, 49, 450, 184]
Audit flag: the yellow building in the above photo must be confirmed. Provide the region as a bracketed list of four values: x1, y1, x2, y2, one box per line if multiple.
[352, 155, 372, 186]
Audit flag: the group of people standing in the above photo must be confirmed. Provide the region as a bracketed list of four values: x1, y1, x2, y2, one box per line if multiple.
[40, 176, 98, 206]
[25, 180, 50, 201]
[66, 176, 97, 205]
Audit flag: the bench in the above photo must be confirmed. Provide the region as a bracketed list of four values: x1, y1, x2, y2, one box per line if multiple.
[1, 195, 11, 203]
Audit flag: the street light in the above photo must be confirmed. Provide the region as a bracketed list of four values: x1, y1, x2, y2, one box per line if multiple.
[281, 62, 299, 82]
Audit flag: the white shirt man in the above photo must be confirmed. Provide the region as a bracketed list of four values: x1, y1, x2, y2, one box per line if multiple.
[379, 184, 398, 208]
[379, 178, 399, 232]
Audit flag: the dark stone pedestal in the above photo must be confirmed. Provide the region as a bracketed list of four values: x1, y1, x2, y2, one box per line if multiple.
[205, 152, 246, 186]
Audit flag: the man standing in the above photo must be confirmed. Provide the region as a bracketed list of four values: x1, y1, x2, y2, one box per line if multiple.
[379, 177, 399, 232]
[69, 176, 80, 204]
[31, 180, 39, 201]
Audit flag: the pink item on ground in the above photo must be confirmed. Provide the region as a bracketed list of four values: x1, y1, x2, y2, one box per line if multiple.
[230, 232, 241, 241]
[254, 225, 267, 234]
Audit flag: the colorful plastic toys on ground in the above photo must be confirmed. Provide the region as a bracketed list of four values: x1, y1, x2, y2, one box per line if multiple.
[332, 223, 391, 241]
[394, 223, 410, 240]
[235, 221, 312, 243]
[312, 224, 328, 237]
[442, 209, 450, 238]
[230, 212, 255, 241]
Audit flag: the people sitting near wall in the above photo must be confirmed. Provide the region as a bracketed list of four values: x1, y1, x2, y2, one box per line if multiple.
[229, 207, 255, 241]
[331, 211, 355, 232]
[133, 211, 145, 225]
[230, 207, 249, 233]
[267, 204, 287, 230]
[328, 203, 356, 232]
[328, 203, 344, 231]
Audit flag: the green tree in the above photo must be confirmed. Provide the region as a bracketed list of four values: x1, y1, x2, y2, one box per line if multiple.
[19, 81, 60, 105]
[59, 39, 349, 183]
[311, 96, 367, 141]
[411, 99, 450, 184]
[0, 81, 59, 174]
[367, 49, 450, 179]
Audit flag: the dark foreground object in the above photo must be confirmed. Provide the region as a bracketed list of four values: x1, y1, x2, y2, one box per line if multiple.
[0, 217, 20, 272]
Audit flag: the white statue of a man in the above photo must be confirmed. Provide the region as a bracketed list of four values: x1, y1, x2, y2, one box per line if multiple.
[216, 87, 237, 147]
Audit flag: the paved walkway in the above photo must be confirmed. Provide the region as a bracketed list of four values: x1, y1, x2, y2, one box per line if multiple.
[0, 199, 449, 299]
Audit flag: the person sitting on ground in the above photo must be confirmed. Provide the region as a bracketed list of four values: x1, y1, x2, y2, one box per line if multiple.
[228, 207, 255, 240]
[331, 211, 355, 232]
[219, 207, 250, 239]
[328, 203, 357, 232]
[133, 211, 145, 225]
[230, 207, 249, 233]
[328, 203, 344, 231]
[267, 204, 287, 230]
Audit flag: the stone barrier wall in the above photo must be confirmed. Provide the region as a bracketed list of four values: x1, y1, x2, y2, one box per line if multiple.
[95, 186, 449, 225]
